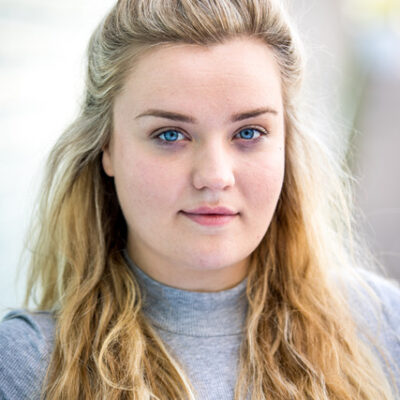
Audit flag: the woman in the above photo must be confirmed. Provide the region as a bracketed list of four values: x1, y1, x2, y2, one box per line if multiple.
[0, 0, 399, 399]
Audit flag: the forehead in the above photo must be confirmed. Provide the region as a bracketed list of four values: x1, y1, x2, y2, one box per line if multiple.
[115, 37, 283, 114]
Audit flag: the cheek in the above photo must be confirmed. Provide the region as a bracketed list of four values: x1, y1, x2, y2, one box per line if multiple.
[114, 153, 184, 215]
[240, 147, 285, 211]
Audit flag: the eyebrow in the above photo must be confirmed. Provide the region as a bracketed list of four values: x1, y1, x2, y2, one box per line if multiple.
[135, 107, 278, 124]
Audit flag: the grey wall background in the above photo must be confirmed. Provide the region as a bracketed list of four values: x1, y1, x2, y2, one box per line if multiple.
[1, 0, 399, 319]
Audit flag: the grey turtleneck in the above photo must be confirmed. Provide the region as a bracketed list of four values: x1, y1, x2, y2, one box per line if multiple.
[0, 257, 399, 399]
[124, 253, 248, 399]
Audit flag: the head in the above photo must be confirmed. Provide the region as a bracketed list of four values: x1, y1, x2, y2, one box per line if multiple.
[70, 0, 307, 290]
[28, 1, 395, 399]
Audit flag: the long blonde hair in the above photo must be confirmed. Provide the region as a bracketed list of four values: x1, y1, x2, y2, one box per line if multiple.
[24, 0, 396, 399]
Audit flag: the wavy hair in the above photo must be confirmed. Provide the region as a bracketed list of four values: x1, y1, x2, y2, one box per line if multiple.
[24, 0, 395, 398]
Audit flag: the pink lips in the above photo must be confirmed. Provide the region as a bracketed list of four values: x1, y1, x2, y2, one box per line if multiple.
[181, 206, 238, 226]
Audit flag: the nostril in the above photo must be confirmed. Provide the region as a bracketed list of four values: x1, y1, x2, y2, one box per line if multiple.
[191, 167, 235, 191]
[192, 174, 235, 191]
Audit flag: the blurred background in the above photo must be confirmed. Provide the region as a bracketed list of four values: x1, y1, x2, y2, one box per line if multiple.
[0, 0, 399, 318]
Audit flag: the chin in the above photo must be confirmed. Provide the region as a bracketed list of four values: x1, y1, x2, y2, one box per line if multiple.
[182, 252, 246, 271]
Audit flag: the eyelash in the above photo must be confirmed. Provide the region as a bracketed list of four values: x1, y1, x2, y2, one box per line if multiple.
[152, 126, 269, 146]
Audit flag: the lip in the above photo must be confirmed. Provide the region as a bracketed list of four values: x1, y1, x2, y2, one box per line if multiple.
[182, 206, 238, 215]
[180, 206, 239, 226]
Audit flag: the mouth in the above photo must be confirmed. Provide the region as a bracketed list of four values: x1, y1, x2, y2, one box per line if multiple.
[180, 207, 239, 227]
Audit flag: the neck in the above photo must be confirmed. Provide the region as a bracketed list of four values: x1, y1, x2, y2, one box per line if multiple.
[125, 243, 250, 292]
[123, 250, 249, 336]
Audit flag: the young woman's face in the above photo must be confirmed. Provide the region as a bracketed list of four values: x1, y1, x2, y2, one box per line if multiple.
[103, 37, 285, 291]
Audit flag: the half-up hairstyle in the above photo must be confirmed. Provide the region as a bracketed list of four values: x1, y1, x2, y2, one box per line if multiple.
[24, 0, 396, 399]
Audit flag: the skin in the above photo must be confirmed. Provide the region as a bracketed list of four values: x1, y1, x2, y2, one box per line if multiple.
[102, 37, 285, 291]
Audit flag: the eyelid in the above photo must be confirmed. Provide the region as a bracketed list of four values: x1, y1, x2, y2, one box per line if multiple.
[151, 127, 190, 143]
[234, 125, 269, 136]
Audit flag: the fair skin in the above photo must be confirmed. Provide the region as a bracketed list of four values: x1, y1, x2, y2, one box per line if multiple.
[102, 37, 285, 291]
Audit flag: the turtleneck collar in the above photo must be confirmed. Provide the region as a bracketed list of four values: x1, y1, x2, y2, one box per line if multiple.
[123, 251, 248, 337]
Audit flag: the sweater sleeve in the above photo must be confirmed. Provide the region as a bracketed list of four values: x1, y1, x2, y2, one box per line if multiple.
[0, 310, 55, 400]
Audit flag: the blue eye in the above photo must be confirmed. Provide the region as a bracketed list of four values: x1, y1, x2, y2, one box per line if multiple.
[153, 127, 266, 147]
[237, 128, 262, 140]
[157, 130, 185, 142]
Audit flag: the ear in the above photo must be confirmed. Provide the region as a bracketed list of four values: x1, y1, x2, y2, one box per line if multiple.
[101, 143, 114, 177]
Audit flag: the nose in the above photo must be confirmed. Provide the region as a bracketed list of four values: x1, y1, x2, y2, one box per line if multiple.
[191, 143, 235, 191]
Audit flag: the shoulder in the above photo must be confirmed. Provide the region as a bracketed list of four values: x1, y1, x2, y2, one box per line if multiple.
[337, 268, 400, 333]
[358, 269, 400, 324]
[0, 309, 55, 400]
[333, 268, 400, 387]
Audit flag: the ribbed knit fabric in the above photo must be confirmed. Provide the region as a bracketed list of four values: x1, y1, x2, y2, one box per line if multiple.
[123, 251, 248, 399]
[0, 258, 399, 399]
[0, 310, 55, 399]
